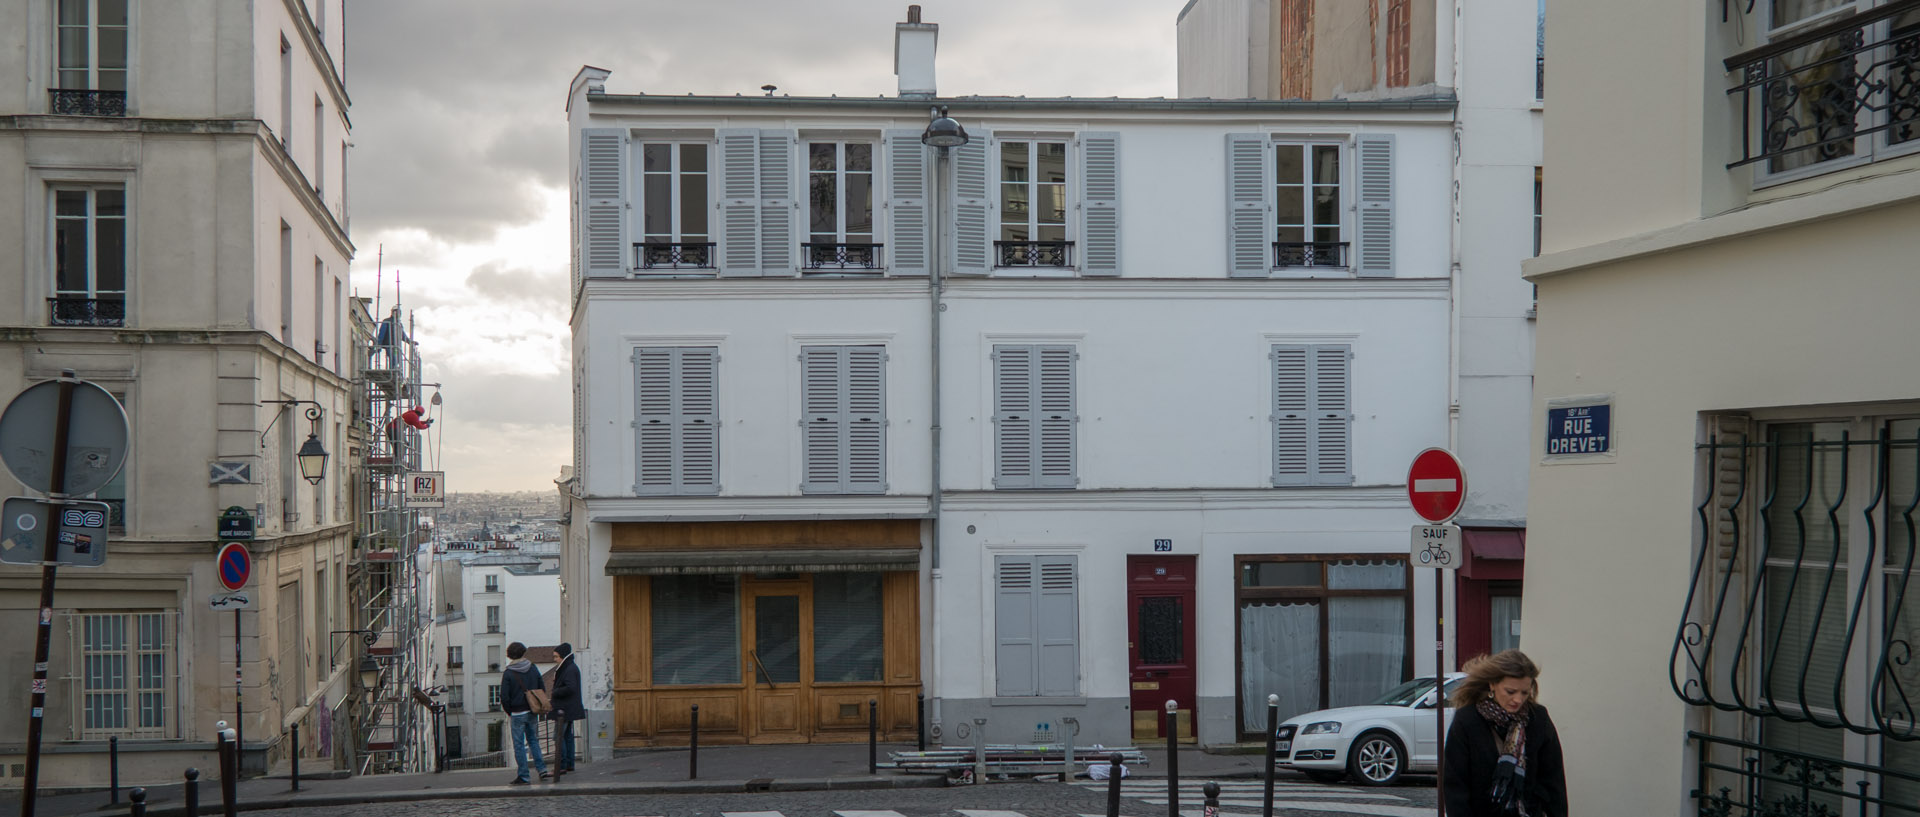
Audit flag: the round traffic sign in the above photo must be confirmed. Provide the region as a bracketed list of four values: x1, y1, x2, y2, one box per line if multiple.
[216, 542, 253, 592]
[1407, 447, 1467, 524]
[0, 378, 131, 496]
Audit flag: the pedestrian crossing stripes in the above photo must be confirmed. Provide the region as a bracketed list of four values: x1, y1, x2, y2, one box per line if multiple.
[667, 784, 1436, 817]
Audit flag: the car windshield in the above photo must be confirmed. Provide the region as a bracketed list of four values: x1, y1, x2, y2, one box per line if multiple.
[1370, 677, 1438, 706]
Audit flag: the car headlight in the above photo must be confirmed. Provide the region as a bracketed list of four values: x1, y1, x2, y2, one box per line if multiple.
[1301, 721, 1342, 735]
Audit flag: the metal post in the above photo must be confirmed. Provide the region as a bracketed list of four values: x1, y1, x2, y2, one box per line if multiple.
[1061, 717, 1077, 782]
[110, 736, 121, 804]
[184, 768, 199, 817]
[128, 788, 145, 817]
[1434, 569, 1446, 817]
[916, 693, 926, 752]
[234, 608, 243, 769]
[21, 375, 78, 817]
[218, 729, 237, 817]
[289, 723, 299, 791]
[972, 717, 988, 784]
[1105, 753, 1124, 817]
[1203, 781, 1221, 817]
[1164, 700, 1180, 817]
[687, 704, 698, 781]
[1263, 693, 1278, 817]
[868, 699, 878, 775]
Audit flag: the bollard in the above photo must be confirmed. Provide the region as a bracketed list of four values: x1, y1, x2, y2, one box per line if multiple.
[867, 699, 878, 775]
[1263, 693, 1278, 817]
[128, 787, 146, 817]
[218, 729, 237, 817]
[1105, 752, 1124, 817]
[289, 723, 300, 792]
[1061, 717, 1078, 782]
[1203, 781, 1221, 817]
[1165, 700, 1180, 817]
[688, 704, 699, 781]
[916, 693, 926, 752]
[111, 735, 121, 804]
[972, 717, 988, 784]
[184, 768, 200, 817]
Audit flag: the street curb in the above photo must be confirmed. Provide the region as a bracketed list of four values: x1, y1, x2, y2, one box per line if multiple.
[73, 775, 945, 817]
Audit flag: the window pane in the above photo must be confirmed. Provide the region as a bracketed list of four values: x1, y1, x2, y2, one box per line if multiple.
[56, 217, 89, 293]
[1771, 0, 1850, 30]
[1036, 224, 1066, 243]
[1767, 423, 1849, 564]
[1312, 145, 1340, 186]
[1001, 182, 1028, 221]
[59, 30, 89, 73]
[1037, 183, 1065, 225]
[846, 143, 872, 172]
[1276, 146, 1304, 185]
[96, 216, 125, 292]
[642, 144, 670, 173]
[1037, 143, 1067, 183]
[1275, 186, 1305, 227]
[845, 173, 873, 236]
[651, 575, 738, 685]
[1136, 597, 1184, 665]
[1327, 559, 1405, 589]
[1312, 187, 1340, 228]
[1489, 594, 1523, 653]
[1000, 141, 1028, 182]
[95, 188, 123, 216]
[810, 173, 836, 233]
[99, 0, 128, 26]
[753, 595, 800, 684]
[813, 573, 883, 683]
[98, 68, 126, 92]
[1327, 596, 1406, 708]
[1763, 565, 1848, 709]
[1242, 561, 1321, 587]
[1239, 601, 1321, 728]
[59, 0, 87, 25]
[1765, 35, 1859, 173]
[642, 175, 670, 238]
[809, 143, 835, 172]
[1000, 224, 1029, 242]
[98, 28, 127, 69]
[681, 174, 707, 237]
[680, 144, 706, 173]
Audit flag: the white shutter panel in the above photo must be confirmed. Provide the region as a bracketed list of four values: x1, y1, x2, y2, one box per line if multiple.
[1354, 134, 1395, 277]
[1227, 133, 1271, 278]
[717, 129, 760, 277]
[1035, 345, 1077, 489]
[994, 557, 1038, 697]
[581, 128, 627, 278]
[1079, 133, 1120, 276]
[844, 346, 886, 493]
[949, 134, 992, 276]
[676, 348, 720, 493]
[1271, 344, 1309, 486]
[1035, 556, 1079, 696]
[800, 346, 844, 493]
[633, 348, 675, 495]
[759, 130, 796, 276]
[993, 345, 1034, 488]
[1310, 344, 1353, 485]
[885, 130, 931, 276]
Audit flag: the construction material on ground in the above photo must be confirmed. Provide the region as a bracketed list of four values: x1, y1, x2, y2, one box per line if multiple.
[881, 745, 1149, 780]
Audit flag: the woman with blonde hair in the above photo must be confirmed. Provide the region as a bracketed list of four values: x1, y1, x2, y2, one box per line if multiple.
[1443, 649, 1567, 816]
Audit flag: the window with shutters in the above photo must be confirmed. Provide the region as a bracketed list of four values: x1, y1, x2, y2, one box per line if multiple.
[993, 344, 1077, 490]
[632, 346, 720, 495]
[996, 140, 1071, 267]
[50, 185, 127, 327]
[803, 142, 881, 273]
[1275, 143, 1346, 269]
[1227, 134, 1393, 278]
[994, 555, 1080, 697]
[1271, 344, 1354, 487]
[800, 345, 886, 494]
[635, 142, 714, 271]
[51, 0, 128, 116]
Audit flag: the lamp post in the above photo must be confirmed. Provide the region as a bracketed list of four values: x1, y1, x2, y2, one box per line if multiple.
[920, 106, 966, 744]
[260, 401, 329, 484]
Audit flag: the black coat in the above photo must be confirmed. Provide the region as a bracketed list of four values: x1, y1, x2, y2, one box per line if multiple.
[1443, 702, 1568, 817]
[549, 654, 586, 721]
[499, 662, 542, 714]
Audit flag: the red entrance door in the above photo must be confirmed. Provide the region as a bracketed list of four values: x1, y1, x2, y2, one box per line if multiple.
[1128, 555, 1197, 742]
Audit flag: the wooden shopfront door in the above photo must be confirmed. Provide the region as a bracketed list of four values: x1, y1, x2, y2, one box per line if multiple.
[1128, 555, 1197, 742]
[742, 579, 811, 743]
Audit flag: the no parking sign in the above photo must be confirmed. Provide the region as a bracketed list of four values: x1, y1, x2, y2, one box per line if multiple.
[216, 541, 252, 591]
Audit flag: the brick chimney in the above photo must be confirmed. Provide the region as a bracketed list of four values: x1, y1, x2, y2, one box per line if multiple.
[894, 5, 939, 99]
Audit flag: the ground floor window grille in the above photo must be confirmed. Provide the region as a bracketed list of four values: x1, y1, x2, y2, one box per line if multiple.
[69, 610, 176, 740]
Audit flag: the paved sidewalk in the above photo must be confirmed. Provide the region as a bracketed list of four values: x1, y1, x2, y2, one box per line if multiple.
[6, 742, 1285, 817]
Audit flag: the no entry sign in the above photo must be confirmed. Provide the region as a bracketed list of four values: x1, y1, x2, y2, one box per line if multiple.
[216, 541, 253, 592]
[1406, 448, 1467, 524]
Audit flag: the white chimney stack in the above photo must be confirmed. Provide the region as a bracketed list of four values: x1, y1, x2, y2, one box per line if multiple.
[894, 5, 939, 99]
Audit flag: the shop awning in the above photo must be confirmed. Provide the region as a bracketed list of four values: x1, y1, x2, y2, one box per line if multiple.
[1464, 529, 1526, 560]
[604, 548, 920, 575]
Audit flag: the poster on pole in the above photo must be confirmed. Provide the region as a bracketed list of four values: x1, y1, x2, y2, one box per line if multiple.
[406, 471, 446, 508]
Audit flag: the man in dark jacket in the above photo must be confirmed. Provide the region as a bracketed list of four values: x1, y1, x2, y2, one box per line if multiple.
[548, 642, 586, 775]
[499, 641, 548, 785]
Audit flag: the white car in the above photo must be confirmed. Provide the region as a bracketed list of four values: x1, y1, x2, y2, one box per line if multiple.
[1274, 673, 1465, 786]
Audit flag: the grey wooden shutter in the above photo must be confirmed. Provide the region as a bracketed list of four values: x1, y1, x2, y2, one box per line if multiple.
[1035, 345, 1077, 488]
[1079, 133, 1120, 276]
[992, 345, 1034, 488]
[844, 346, 886, 493]
[717, 129, 760, 277]
[1354, 134, 1395, 277]
[949, 134, 992, 276]
[799, 346, 843, 493]
[581, 128, 627, 278]
[1310, 344, 1353, 485]
[1226, 133, 1271, 278]
[675, 347, 721, 493]
[1035, 556, 1079, 696]
[885, 130, 931, 276]
[633, 348, 675, 494]
[994, 556, 1037, 696]
[759, 130, 796, 276]
[1271, 344, 1310, 486]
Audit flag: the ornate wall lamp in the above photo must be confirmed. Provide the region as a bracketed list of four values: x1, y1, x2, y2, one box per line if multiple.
[260, 400, 329, 484]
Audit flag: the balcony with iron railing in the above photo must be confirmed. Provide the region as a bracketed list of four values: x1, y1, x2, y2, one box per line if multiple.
[1273, 241, 1350, 269]
[1725, 0, 1920, 170]
[1689, 731, 1920, 817]
[48, 297, 125, 327]
[633, 242, 716, 272]
[995, 240, 1073, 268]
[48, 89, 126, 117]
[801, 242, 885, 274]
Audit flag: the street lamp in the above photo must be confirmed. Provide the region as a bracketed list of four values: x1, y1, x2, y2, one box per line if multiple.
[921, 105, 969, 148]
[261, 401, 329, 484]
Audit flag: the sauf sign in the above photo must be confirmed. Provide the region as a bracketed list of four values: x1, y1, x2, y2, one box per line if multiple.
[1545, 399, 1612, 457]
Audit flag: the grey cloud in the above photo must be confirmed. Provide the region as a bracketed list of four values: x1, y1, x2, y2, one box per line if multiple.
[466, 262, 568, 310]
[430, 371, 570, 428]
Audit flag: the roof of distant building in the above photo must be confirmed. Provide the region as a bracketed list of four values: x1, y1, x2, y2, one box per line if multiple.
[524, 645, 560, 666]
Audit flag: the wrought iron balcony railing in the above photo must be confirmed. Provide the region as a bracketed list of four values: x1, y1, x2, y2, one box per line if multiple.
[634, 242, 716, 271]
[1724, 0, 1920, 169]
[994, 240, 1073, 268]
[48, 89, 127, 117]
[48, 297, 126, 327]
[801, 242, 885, 273]
[1274, 241, 1350, 268]
[1689, 731, 1920, 817]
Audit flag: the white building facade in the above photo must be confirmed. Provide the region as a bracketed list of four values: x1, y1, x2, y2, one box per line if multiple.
[430, 543, 561, 760]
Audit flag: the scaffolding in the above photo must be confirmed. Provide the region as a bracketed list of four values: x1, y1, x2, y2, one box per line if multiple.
[349, 304, 431, 774]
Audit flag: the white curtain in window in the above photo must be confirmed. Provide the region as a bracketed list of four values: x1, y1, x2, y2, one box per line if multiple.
[1490, 595, 1523, 654]
[1328, 597, 1406, 708]
[1239, 601, 1320, 730]
[1327, 559, 1404, 590]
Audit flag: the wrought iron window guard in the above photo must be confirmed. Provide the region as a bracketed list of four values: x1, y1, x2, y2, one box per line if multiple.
[1671, 430, 1918, 740]
[801, 242, 885, 273]
[48, 89, 127, 117]
[633, 242, 716, 271]
[1689, 731, 1920, 817]
[1724, 0, 1920, 168]
[48, 297, 126, 327]
[994, 240, 1073, 267]
[1273, 241, 1350, 268]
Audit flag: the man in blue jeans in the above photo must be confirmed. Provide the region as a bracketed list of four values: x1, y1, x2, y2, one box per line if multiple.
[499, 641, 548, 784]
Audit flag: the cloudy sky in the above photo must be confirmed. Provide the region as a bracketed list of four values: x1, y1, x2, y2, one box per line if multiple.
[344, 1, 1180, 493]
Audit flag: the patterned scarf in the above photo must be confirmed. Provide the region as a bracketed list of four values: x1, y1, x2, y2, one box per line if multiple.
[1476, 697, 1529, 770]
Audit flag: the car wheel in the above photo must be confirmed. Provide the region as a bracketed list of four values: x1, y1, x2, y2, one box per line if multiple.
[1346, 732, 1405, 786]
[1304, 769, 1347, 784]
